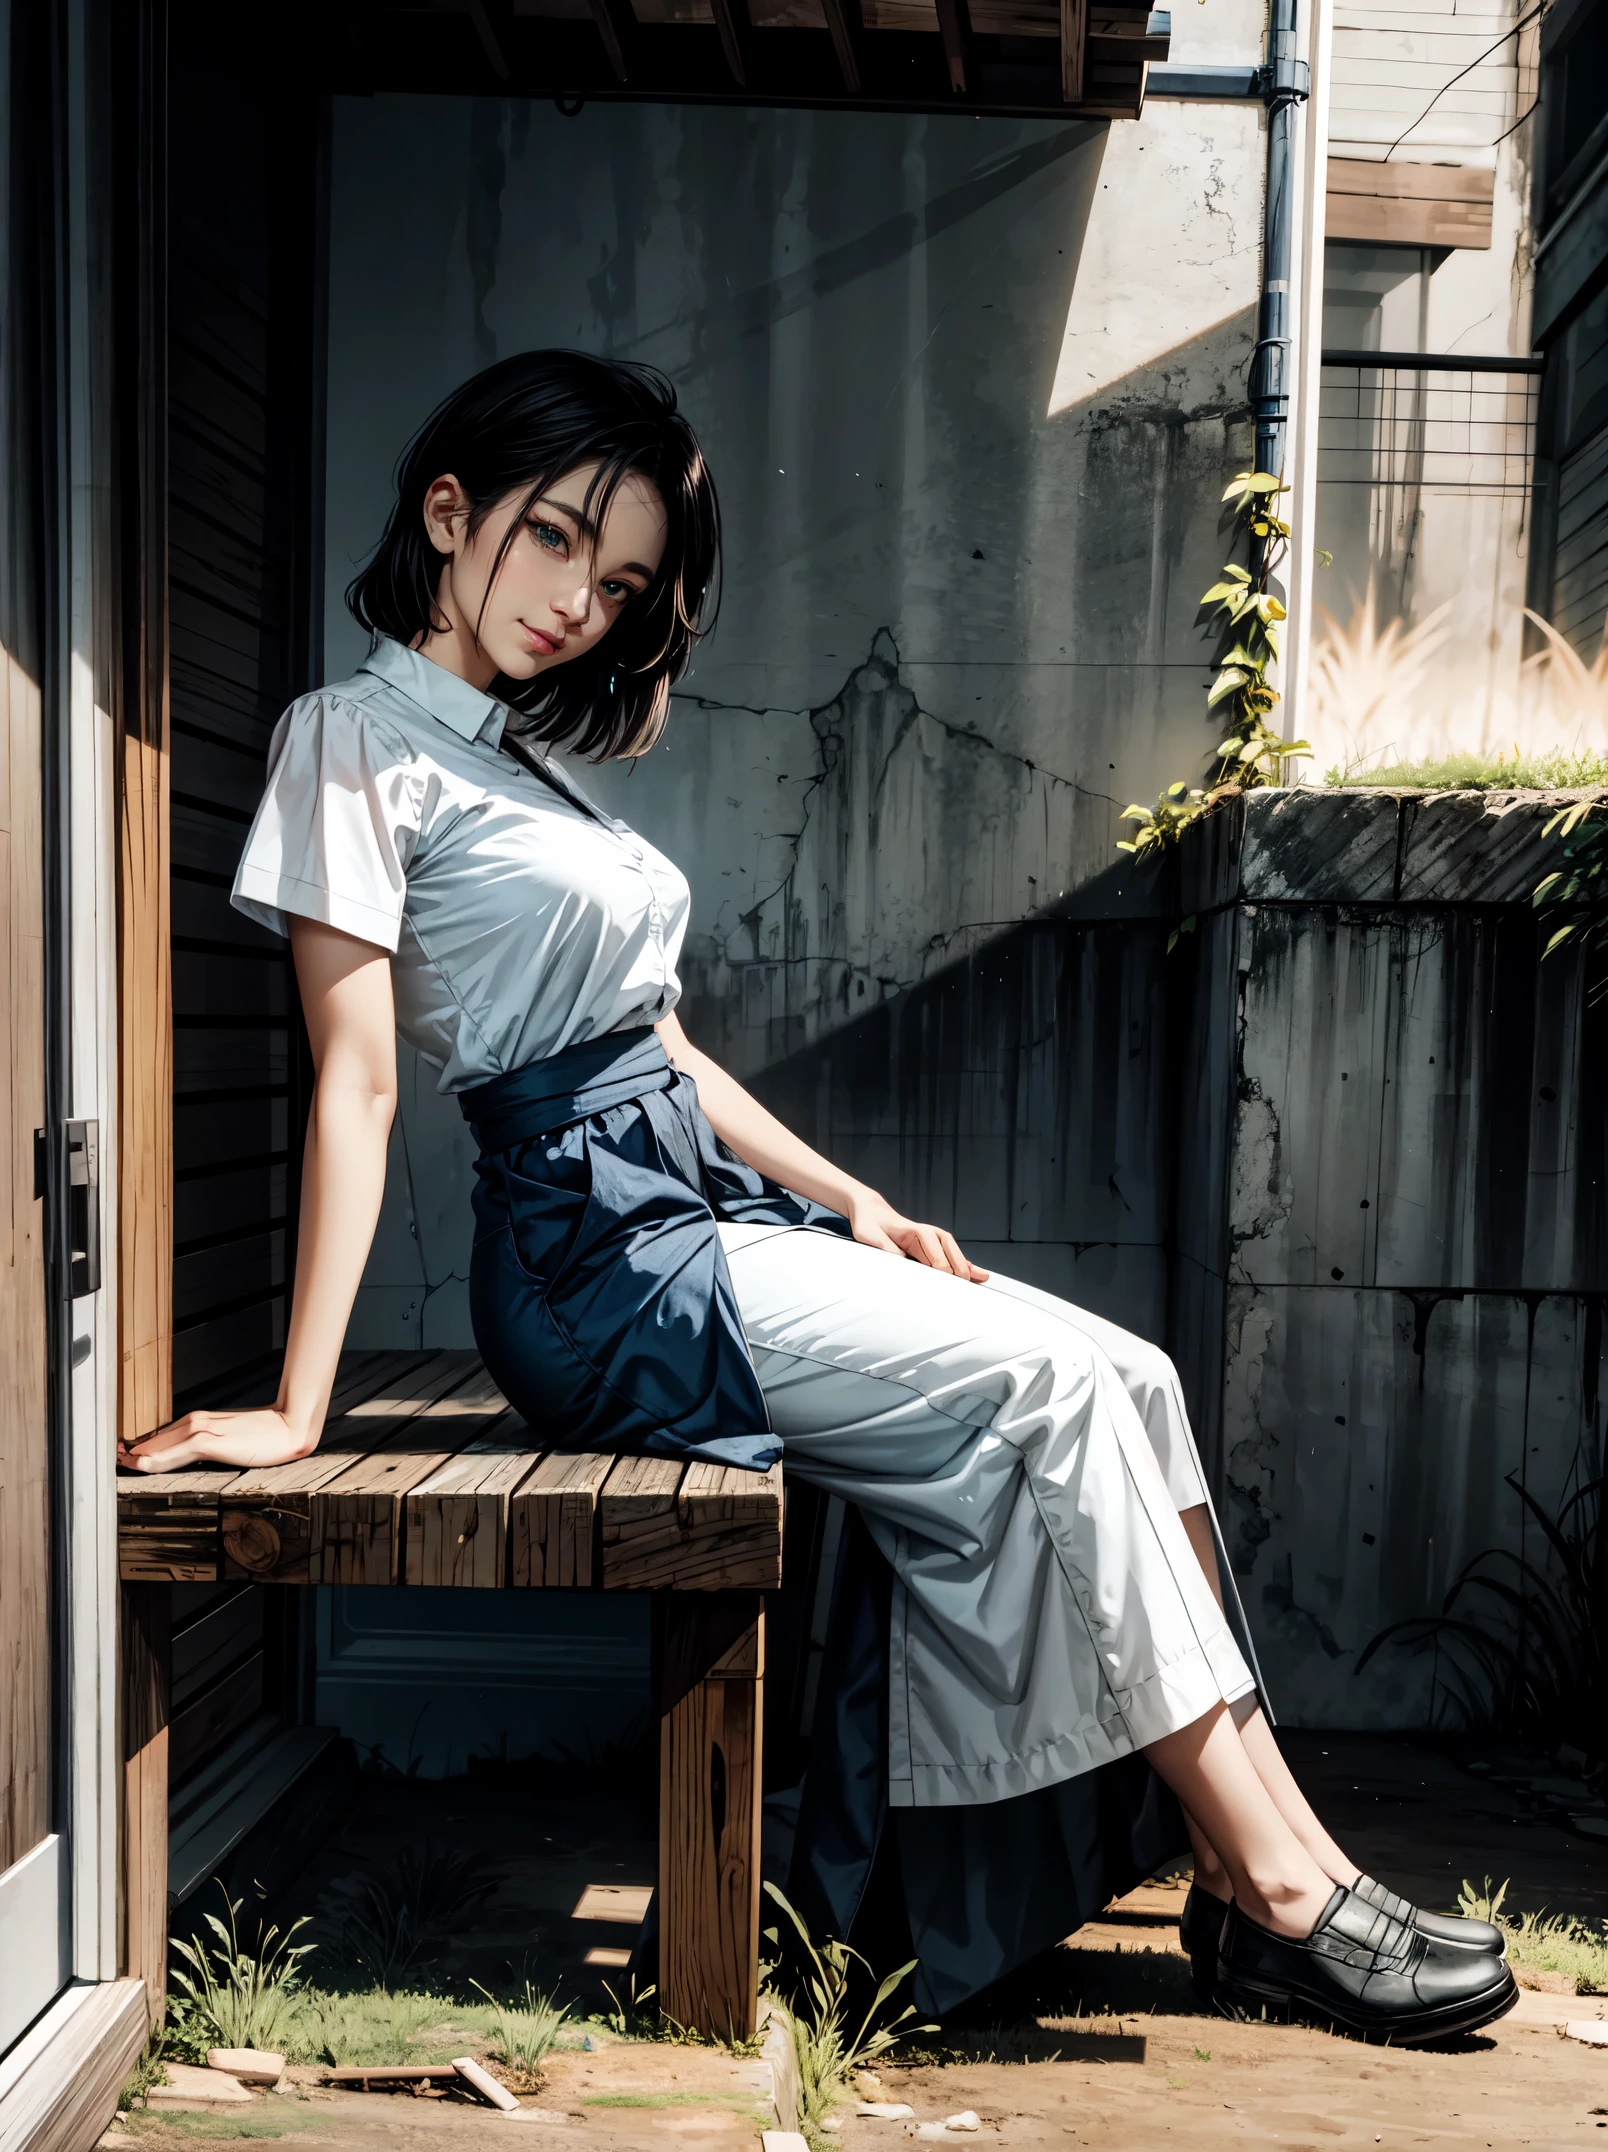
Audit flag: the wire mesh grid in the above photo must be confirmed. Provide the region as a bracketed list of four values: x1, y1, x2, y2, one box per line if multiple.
[1318, 363, 1539, 498]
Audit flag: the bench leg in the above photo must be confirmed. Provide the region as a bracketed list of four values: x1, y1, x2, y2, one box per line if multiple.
[658, 1593, 764, 2042]
[119, 1583, 170, 2026]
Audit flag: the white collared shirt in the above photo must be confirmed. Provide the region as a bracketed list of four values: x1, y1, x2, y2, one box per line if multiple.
[230, 637, 691, 1092]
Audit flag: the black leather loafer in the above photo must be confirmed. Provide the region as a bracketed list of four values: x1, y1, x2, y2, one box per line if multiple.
[1178, 1885, 1231, 2004]
[1216, 1887, 1517, 2043]
[1353, 1872, 1506, 1956]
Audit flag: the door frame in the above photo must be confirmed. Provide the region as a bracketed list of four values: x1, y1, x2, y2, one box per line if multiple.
[0, 0, 134, 2062]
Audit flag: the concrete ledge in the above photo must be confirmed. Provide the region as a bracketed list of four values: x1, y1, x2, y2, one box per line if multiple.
[0, 1979, 147, 2152]
[1181, 785, 1608, 908]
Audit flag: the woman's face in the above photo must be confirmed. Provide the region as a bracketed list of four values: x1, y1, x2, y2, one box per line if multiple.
[421, 462, 669, 684]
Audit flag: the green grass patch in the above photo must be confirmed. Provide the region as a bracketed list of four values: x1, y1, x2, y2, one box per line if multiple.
[280, 1987, 501, 2066]
[1459, 1878, 1608, 1993]
[121, 2116, 325, 2141]
[1326, 748, 1608, 793]
[582, 2090, 767, 2110]
[1504, 1911, 1608, 1993]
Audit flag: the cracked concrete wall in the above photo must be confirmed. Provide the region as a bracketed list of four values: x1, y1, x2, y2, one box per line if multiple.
[1180, 790, 1608, 1731]
[322, 78, 1268, 1349]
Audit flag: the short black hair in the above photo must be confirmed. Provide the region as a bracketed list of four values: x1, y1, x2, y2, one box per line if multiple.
[346, 350, 720, 759]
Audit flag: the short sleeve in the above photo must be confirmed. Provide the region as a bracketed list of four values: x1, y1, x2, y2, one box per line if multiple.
[230, 693, 424, 952]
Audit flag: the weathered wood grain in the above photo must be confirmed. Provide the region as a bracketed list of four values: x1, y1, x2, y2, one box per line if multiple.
[1059, 0, 1085, 101]
[598, 1456, 690, 1589]
[658, 1597, 764, 2041]
[119, 1585, 171, 2023]
[221, 1351, 479, 1583]
[118, 1467, 237, 1582]
[311, 1362, 510, 1586]
[119, 1351, 445, 1583]
[600, 1456, 783, 1590]
[510, 1450, 613, 1587]
[118, 1349, 782, 1594]
[402, 1413, 541, 1589]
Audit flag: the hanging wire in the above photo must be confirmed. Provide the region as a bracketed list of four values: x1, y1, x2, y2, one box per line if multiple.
[1382, 0, 1550, 159]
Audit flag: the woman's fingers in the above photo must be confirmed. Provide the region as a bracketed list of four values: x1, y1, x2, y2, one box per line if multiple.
[117, 1407, 308, 1473]
[844, 1199, 989, 1281]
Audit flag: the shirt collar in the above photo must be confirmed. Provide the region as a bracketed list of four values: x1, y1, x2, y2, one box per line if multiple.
[359, 637, 509, 749]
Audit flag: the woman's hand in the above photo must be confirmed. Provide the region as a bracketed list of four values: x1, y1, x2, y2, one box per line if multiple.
[845, 1188, 990, 1280]
[118, 1407, 316, 1475]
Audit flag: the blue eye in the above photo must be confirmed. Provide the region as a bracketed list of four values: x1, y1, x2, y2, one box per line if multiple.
[600, 580, 633, 602]
[530, 521, 567, 553]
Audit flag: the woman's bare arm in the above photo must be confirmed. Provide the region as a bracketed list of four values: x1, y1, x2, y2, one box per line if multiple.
[657, 1010, 987, 1281]
[120, 920, 398, 1471]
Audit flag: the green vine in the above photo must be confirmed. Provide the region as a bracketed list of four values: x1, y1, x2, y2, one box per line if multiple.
[1118, 471, 1311, 863]
[1533, 799, 1608, 1002]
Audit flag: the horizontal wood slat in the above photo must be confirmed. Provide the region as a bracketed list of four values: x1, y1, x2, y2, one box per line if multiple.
[1326, 157, 1495, 250]
[119, 1349, 782, 1591]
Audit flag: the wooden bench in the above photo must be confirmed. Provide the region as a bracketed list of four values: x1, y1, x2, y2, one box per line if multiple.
[118, 1349, 782, 2041]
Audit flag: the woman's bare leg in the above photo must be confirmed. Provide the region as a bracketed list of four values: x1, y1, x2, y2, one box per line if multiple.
[1178, 1505, 1361, 1891]
[1183, 1809, 1232, 1901]
[1143, 1702, 1336, 1937]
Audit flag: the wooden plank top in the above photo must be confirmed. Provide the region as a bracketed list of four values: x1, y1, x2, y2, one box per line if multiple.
[118, 1349, 782, 1591]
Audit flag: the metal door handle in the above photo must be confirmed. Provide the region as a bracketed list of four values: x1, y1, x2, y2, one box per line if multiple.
[65, 1119, 100, 1299]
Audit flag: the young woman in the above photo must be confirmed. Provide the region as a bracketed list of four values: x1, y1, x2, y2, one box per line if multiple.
[123, 351, 1511, 2040]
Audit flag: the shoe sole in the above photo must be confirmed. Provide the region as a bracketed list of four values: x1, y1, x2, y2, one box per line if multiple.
[1215, 1964, 1519, 2045]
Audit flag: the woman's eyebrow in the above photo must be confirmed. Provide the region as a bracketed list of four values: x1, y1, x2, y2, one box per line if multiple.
[534, 496, 596, 539]
[533, 497, 652, 578]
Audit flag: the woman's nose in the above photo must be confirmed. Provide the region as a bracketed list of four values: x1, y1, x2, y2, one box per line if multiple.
[554, 580, 593, 626]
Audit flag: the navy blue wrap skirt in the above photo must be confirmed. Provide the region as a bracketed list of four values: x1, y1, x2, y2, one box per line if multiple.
[459, 1026, 851, 1470]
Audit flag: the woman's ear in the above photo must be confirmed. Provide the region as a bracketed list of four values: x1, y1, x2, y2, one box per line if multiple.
[422, 474, 470, 557]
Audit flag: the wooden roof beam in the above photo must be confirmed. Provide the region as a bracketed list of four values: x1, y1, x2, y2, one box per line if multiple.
[589, 0, 636, 79]
[1060, 0, 1085, 100]
[710, 0, 753, 85]
[820, 0, 863, 92]
[468, 0, 513, 76]
[934, 0, 973, 93]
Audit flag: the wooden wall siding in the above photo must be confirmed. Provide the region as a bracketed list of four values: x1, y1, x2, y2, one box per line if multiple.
[167, 192, 295, 1411]
[1554, 422, 1608, 663]
[120, 727, 172, 1442]
[0, 647, 49, 1875]
[167, 1582, 267, 1782]
[115, 0, 173, 1447]
[1325, 158, 1495, 250]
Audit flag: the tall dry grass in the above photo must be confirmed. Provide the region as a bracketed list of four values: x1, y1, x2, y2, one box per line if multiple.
[1304, 581, 1608, 786]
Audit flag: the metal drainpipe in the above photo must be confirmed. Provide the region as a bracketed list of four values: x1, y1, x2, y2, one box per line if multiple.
[1252, 0, 1311, 485]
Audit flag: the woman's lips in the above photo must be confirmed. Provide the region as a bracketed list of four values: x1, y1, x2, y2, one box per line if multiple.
[522, 622, 562, 656]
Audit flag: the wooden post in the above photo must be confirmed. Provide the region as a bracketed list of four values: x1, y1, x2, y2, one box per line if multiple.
[658, 1594, 765, 2042]
[119, 1583, 171, 2024]
[114, 0, 172, 1449]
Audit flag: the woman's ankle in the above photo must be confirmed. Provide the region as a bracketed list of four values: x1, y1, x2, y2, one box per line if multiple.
[1237, 1872, 1337, 1940]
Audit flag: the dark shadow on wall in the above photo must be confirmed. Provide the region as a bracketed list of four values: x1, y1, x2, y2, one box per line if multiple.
[747, 840, 1190, 1356]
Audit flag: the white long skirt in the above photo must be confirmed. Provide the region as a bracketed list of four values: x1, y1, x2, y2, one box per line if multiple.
[719, 1224, 1259, 1811]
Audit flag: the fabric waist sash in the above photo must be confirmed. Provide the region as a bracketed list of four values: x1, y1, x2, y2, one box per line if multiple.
[457, 1026, 674, 1153]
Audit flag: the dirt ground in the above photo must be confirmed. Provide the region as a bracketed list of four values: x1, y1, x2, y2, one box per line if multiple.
[106, 1730, 1608, 2152]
